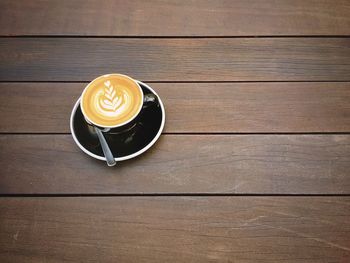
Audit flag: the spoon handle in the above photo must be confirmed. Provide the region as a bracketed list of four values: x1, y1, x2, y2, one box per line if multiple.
[94, 127, 116, 167]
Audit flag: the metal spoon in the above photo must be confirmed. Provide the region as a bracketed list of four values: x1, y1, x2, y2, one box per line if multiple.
[94, 126, 116, 166]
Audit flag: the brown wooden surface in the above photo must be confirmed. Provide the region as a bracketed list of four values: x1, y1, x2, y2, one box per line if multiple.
[1, 135, 349, 194]
[1, 38, 350, 81]
[1, 82, 350, 133]
[0, 197, 349, 262]
[1, 0, 350, 36]
[1, 1, 350, 262]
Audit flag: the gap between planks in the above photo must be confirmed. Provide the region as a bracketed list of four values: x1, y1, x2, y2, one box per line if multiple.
[1, 194, 350, 198]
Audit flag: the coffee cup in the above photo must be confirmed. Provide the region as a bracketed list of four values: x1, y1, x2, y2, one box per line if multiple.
[80, 74, 157, 132]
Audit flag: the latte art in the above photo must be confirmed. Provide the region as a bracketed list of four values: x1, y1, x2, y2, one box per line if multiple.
[81, 74, 143, 127]
[96, 81, 131, 117]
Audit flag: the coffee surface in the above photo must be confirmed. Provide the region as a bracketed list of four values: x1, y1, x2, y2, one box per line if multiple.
[81, 74, 143, 127]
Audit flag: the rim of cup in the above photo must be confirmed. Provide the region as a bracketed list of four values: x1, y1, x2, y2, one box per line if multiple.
[80, 73, 144, 129]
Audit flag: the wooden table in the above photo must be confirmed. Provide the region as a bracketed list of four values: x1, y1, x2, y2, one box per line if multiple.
[0, 1, 350, 262]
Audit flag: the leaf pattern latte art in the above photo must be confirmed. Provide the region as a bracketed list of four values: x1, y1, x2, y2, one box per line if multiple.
[99, 81, 125, 112]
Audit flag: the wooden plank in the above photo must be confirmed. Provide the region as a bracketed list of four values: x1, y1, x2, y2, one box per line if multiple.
[0, 197, 349, 262]
[1, 38, 350, 81]
[0, 135, 349, 194]
[1, 82, 350, 133]
[1, 0, 350, 36]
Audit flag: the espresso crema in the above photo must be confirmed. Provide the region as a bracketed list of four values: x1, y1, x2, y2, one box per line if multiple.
[81, 74, 143, 127]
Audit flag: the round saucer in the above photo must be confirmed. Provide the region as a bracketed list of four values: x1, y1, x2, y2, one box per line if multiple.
[70, 81, 165, 162]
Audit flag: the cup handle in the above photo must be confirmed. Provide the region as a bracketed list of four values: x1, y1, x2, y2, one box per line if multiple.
[143, 93, 158, 109]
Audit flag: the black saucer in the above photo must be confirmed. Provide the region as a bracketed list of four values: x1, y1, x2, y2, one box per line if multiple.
[70, 81, 165, 161]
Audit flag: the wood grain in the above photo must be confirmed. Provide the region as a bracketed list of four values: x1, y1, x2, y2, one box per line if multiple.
[1, 0, 350, 36]
[0, 135, 349, 194]
[1, 38, 350, 81]
[0, 197, 349, 262]
[1, 1, 349, 261]
[1, 82, 350, 133]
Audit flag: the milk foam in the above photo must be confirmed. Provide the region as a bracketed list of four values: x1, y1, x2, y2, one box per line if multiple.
[94, 80, 133, 118]
[81, 74, 143, 127]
